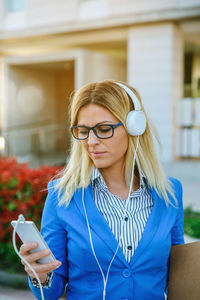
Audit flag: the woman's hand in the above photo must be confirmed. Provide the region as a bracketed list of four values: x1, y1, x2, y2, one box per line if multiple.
[19, 242, 62, 283]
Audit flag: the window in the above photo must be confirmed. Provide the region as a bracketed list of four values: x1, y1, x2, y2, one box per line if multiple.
[5, 0, 26, 12]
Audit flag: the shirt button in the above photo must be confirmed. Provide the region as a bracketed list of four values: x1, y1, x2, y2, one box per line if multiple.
[122, 269, 131, 278]
[127, 245, 132, 250]
[124, 217, 128, 221]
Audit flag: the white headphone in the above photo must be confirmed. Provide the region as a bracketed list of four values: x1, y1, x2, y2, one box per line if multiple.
[114, 82, 146, 136]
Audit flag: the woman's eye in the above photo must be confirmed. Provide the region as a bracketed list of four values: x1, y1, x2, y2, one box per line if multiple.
[78, 129, 88, 135]
[98, 126, 112, 133]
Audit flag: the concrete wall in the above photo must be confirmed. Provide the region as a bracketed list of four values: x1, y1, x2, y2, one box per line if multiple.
[1, 0, 199, 32]
[76, 50, 126, 88]
[27, 0, 78, 27]
[0, 1, 3, 30]
[128, 23, 183, 162]
[110, 0, 200, 16]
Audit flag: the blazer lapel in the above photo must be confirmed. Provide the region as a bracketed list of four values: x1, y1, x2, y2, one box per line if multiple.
[129, 187, 166, 266]
[73, 184, 128, 267]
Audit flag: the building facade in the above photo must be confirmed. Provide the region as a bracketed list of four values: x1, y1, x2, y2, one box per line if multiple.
[0, 0, 200, 172]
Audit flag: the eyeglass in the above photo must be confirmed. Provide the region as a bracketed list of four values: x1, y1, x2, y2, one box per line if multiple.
[71, 122, 123, 140]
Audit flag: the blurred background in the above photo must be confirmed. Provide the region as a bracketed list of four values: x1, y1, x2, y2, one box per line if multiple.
[0, 0, 200, 297]
[0, 0, 200, 169]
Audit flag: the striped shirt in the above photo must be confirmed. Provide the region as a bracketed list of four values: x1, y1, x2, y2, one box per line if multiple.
[92, 168, 154, 263]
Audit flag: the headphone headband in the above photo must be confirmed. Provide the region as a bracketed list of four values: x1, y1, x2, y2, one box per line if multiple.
[114, 82, 141, 111]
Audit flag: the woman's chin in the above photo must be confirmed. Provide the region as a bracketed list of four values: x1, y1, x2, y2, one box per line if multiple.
[92, 159, 109, 170]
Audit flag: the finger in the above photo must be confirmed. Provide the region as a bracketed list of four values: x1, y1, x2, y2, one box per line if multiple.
[23, 248, 51, 264]
[24, 260, 62, 277]
[19, 242, 38, 256]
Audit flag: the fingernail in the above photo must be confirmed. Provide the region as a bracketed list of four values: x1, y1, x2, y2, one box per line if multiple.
[56, 261, 62, 266]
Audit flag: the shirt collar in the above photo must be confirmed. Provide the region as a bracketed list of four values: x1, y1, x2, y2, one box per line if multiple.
[92, 167, 107, 190]
[92, 167, 148, 194]
[92, 167, 101, 182]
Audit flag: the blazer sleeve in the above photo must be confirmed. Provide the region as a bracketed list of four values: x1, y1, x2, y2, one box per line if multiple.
[165, 179, 185, 294]
[28, 180, 68, 300]
[171, 179, 185, 245]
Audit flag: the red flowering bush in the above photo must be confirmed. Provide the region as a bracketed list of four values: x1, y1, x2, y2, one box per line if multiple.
[0, 157, 63, 273]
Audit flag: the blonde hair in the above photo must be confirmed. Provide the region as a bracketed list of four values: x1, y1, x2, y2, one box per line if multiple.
[57, 80, 175, 206]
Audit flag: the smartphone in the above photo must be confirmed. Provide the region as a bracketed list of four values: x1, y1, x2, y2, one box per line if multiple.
[11, 219, 56, 264]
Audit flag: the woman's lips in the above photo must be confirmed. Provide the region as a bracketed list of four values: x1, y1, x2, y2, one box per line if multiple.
[90, 152, 106, 158]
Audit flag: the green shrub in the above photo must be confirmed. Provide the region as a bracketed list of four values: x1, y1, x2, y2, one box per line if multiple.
[184, 206, 200, 238]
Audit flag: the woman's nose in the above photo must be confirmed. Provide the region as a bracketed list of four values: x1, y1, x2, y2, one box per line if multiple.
[87, 130, 99, 145]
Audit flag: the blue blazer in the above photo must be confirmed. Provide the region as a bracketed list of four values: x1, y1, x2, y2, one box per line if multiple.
[29, 177, 184, 300]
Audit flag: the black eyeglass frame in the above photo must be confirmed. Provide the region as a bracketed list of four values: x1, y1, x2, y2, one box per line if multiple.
[71, 122, 123, 140]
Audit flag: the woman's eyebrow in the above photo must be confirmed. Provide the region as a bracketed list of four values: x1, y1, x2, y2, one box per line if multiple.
[95, 121, 112, 125]
[77, 121, 112, 126]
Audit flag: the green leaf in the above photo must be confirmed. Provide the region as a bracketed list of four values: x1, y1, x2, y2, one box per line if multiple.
[9, 178, 19, 189]
[0, 197, 4, 210]
[7, 202, 17, 211]
[16, 191, 22, 199]
[184, 207, 200, 238]
[24, 182, 32, 198]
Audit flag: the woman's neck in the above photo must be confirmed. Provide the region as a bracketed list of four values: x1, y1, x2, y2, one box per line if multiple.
[99, 164, 140, 200]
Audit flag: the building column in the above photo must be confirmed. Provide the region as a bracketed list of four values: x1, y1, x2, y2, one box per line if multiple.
[128, 23, 183, 162]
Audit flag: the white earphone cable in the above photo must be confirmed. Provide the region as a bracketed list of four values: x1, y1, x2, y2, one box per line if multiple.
[82, 188, 120, 300]
[127, 136, 139, 201]
[12, 214, 45, 300]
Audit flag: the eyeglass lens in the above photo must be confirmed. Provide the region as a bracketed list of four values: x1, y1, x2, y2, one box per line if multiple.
[73, 125, 113, 139]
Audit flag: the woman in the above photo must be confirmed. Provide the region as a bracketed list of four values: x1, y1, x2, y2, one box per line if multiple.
[20, 80, 184, 300]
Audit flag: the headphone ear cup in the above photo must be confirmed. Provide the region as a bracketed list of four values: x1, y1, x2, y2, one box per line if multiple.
[126, 111, 146, 136]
